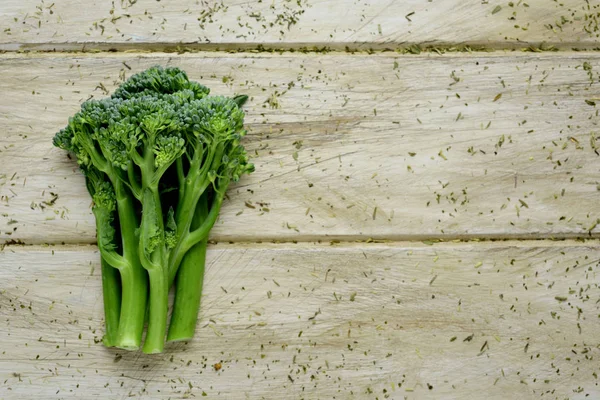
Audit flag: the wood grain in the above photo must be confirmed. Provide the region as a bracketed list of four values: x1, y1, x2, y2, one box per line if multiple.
[1, 241, 598, 399]
[1, 52, 599, 244]
[1, 1, 598, 398]
[1, 0, 599, 51]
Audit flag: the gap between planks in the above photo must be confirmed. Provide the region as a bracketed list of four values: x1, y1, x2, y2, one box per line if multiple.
[2, 238, 599, 254]
[2, 49, 600, 60]
[2, 41, 600, 54]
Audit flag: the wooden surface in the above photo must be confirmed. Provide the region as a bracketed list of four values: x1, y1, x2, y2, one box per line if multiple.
[1, 0, 599, 51]
[1, 0, 600, 399]
[2, 242, 599, 399]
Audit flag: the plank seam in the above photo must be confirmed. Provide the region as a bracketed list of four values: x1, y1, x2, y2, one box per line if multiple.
[2, 237, 600, 250]
[1, 41, 600, 54]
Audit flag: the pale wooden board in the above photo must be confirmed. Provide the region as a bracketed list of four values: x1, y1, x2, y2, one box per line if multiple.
[1, 52, 600, 244]
[0, 0, 599, 51]
[0, 241, 598, 399]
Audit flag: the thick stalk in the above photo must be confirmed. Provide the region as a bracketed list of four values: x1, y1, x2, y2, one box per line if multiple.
[100, 257, 121, 347]
[139, 186, 169, 353]
[167, 194, 208, 342]
[114, 182, 148, 350]
[116, 264, 147, 349]
[138, 188, 163, 271]
[138, 145, 166, 272]
[92, 212, 124, 346]
[143, 267, 169, 354]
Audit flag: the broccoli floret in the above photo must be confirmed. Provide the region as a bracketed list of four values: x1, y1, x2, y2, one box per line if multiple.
[53, 66, 253, 353]
[111, 66, 210, 100]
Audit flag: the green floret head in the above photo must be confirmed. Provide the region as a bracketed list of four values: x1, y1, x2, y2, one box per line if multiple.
[145, 226, 163, 253]
[52, 98, 122, 171]
[154, 135, 185, 168]
[177, 95, 253, 188]
[87, 169, 116, 212]
[196, 95, 245, 135]
[112, 66, 210, 100]
[52, 126, 74, 152]
[82, 166, 111, 198]
[93, 182, 117, 212]
[178, 96, 244, 139]
[53, 122, 92, 168]
[95, 126, 129, 170]
[165, 231, 177, 249]
[225, 143, 255, 182]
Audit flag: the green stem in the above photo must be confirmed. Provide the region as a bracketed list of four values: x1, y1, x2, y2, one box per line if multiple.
[166, 178, 202, 280]
[76, 128, 108, 172]
[138, 148, 166, 272]
[167, 194, 208, 342]
[127, 161, 142, 200]
[167, 144, 223, 280]
[114, 182, 148, 350]
[143, 267, 169, 354]
[168, 180, 227, 285]
[84, 171, 122, 348]
[176, 157, 185, 203]
[138, 185, 169, 353]
[92, 206, 129, 270]
[138, 187, 164, 271]
[115, 264, 146, 350]
[100, 257, 121, 347]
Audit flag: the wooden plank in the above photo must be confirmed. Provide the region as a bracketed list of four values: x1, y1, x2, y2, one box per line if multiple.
[1, 53, 600, 244]
[1, 0, 599, 51]
[1, 241, 598, 398]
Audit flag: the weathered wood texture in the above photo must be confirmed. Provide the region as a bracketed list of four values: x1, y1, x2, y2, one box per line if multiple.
[1, 0, 599, 398]
[1, 0, 599, 51]
[1, 53, 599, 244]
[1, 241, 598, 399]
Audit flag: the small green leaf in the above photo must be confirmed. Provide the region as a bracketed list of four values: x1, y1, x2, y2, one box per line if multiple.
[166, 207, 177, 231]
[233, 94, 249, 108]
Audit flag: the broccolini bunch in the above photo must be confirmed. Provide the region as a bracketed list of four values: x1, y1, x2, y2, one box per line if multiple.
[53, 66, 253, 353]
